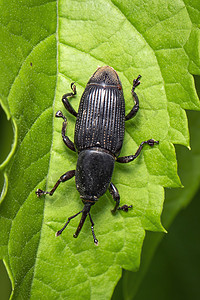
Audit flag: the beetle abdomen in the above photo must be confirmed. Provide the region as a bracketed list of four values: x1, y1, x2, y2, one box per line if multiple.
[75, 83, 125, 156]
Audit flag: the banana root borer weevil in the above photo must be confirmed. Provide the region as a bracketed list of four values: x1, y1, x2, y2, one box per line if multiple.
[36, 66, 159, 245]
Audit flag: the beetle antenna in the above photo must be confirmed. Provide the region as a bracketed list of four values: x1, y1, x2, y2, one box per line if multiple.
[89, 212, 98, 245]
[73, 203, 94, 241]
[56, 210, 83, 236]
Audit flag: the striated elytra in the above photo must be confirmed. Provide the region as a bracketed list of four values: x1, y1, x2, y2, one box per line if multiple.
[36, 66, 159, 245]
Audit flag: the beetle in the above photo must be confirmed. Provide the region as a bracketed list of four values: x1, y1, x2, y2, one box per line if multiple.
[36, 66, 159, 245]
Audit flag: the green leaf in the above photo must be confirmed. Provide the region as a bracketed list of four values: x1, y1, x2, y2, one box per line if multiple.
[118, 107, 200, 300]
[0, 0, 199, 299]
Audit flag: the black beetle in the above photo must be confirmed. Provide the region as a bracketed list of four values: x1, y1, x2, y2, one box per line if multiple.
[36, 66, 159, 245]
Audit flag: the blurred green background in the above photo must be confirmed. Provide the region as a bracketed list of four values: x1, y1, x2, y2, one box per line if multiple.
[0, 104, 13, 299]
[0, 77, 200, 299]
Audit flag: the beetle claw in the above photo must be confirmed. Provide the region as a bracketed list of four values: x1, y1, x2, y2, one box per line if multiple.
[133, 75, 142, 88]
[118, 204, 133, 212]
[71, 82, 76, 94]
[55, 110, 63, 118]
[35, 188, 45, 197]
[55, 110, 67, 123]
[147, 139, 159, 147]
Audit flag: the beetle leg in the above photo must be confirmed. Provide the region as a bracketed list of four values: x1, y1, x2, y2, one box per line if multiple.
[109, 182, 132, 213]
[109, 182, 120, 213]
[55, 110, 76, 152]
[35, 170, 75, 197]
[62, 82, 78, 117]
[117, 139, 159, 163]
[125, 75, 141, 121]
[89, 213, 98, 245]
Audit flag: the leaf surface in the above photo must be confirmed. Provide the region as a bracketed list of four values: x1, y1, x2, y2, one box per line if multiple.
[0, 0, 199, 299]
[114, 107, 200, 300]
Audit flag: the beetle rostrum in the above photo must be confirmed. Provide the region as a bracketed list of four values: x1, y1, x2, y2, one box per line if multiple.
[36, 66, 159, 245]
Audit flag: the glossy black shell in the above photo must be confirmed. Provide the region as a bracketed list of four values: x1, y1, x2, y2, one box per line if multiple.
[75, 149, 115, 200]
[74, 66, 125, 157]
